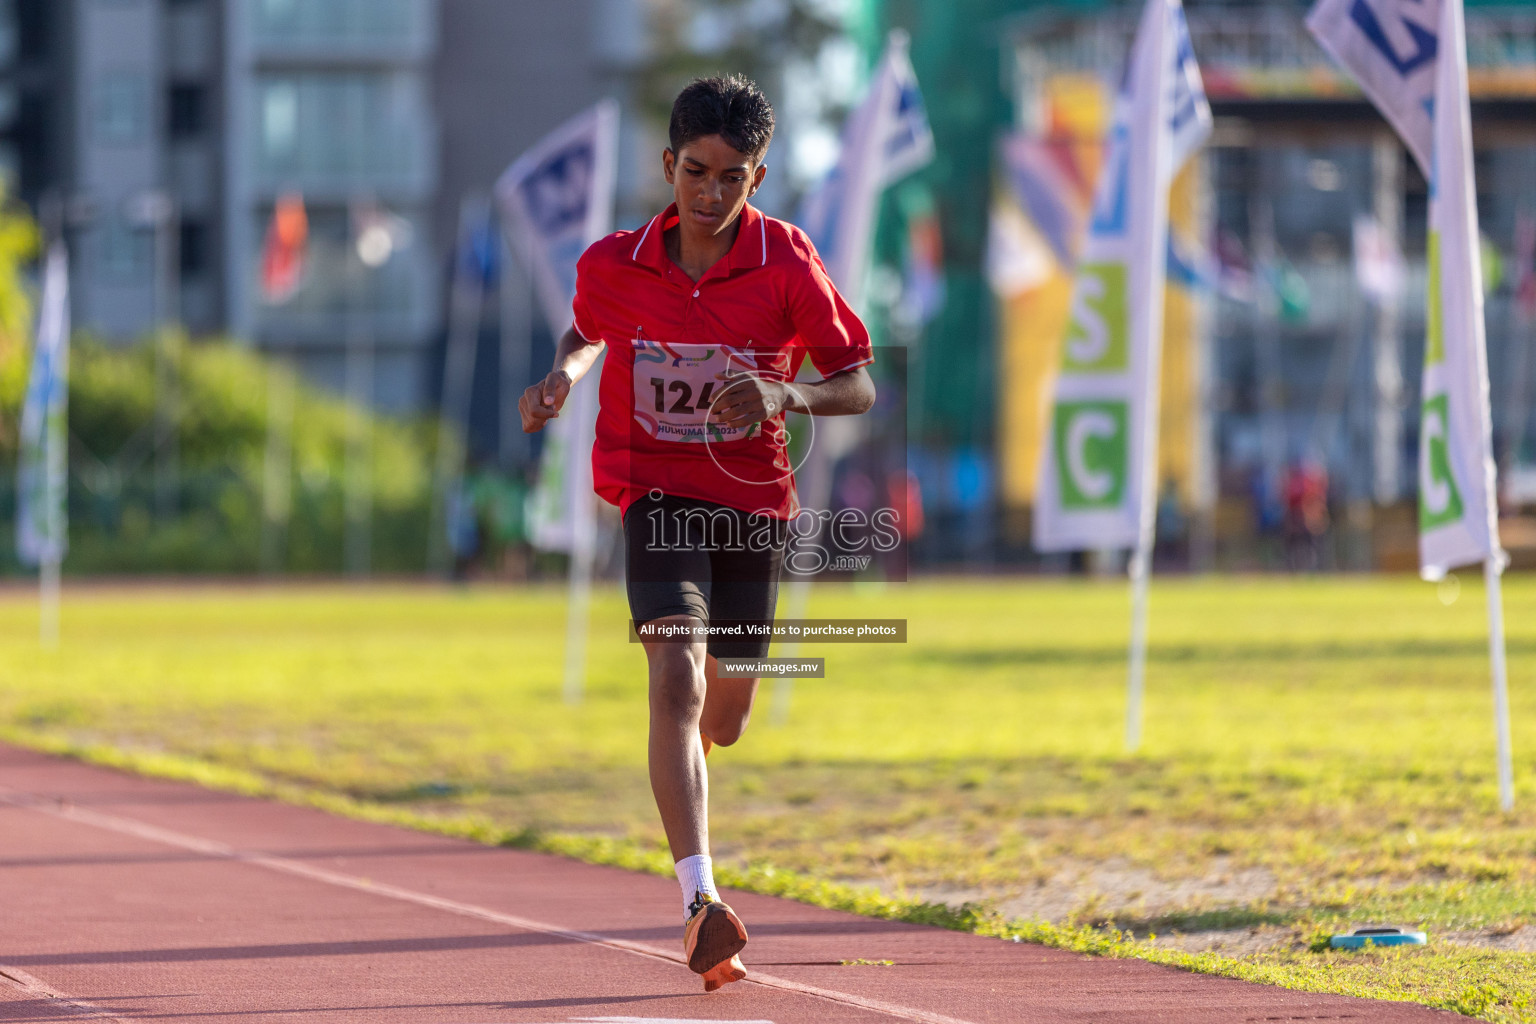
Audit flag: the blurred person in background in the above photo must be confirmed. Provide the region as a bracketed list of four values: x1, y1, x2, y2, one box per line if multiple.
[519, 75, 875, 991]
[1283, 458, 1331, 572]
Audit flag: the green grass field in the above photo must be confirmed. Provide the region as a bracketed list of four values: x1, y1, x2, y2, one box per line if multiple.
[0, 576, 1532, 1020]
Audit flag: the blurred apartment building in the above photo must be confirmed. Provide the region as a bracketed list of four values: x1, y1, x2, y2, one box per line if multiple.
[0, 0, 646, 412]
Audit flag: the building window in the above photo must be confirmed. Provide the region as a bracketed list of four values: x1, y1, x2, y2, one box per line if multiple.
[168, 83, 206, 139]
[99, 218, 153, 281]
[261, 0, 298, 20]
[179, 219, 208, 277]
[0, 0, 16, 71]
[255, 205, 417, 317]
[261, 80, 297, 159]
[94, 73, 149, 144]
[16, 0, 50, 65]
[0, 141, 18, 193]
[255, 73, 424, 183]
[0, 84, 18, 130]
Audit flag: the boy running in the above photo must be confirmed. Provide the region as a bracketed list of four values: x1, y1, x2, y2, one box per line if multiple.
[519, 75, 875, 992]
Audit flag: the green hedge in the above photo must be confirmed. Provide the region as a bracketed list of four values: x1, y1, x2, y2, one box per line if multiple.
[0, 333, 441, 575]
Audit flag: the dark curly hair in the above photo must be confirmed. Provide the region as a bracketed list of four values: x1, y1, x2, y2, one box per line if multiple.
[668, 75, 775, 163]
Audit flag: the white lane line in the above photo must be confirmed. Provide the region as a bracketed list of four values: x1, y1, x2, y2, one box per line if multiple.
[0, 963, 135, 1023]
[0, 788, 979, 1024]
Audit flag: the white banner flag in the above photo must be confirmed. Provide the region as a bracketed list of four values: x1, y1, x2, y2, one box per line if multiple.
[1308, 0, 1501, 577]
[1417, 0, 1503, 579]
[788, 30, 934, 504]
[799, 30, 934, 310]
[1033, 0, 1210, 553]
[17, 242, 70, 568]
[495, 100, 619, 553]
[1312, 0, 1512, 810]
[1305, 0, 1437, 176]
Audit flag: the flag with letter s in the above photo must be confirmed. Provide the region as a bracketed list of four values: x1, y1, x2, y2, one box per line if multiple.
[1033, 0, 1209, 554]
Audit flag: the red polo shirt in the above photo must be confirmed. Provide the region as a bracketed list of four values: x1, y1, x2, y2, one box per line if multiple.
[571, 202, 872, 520]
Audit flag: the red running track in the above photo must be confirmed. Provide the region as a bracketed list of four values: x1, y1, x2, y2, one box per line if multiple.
[0, 743, 1458, 1024]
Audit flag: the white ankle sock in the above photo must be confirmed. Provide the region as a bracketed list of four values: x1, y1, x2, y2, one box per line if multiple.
[674, 854, 719, 919]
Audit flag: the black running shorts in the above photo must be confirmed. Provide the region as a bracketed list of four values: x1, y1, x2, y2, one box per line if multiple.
[624, 490, 787, 660]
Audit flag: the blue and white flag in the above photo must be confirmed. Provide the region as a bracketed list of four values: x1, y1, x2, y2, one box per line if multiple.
[1034, 0, 1211, 553]
[1309, 0, 1501, 578]
[1417, 0, 1502, 577]
[495, 100, 619, 554]
[17, 242, 70, 568]
[799, 30, 933, 309]
[1306, 0, 1437, 176]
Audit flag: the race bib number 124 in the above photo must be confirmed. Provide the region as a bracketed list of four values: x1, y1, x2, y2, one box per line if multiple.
[632, 339, 761, 443]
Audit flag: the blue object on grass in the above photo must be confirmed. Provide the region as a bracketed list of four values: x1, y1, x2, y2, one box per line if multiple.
[1330, 926, 1427, 949]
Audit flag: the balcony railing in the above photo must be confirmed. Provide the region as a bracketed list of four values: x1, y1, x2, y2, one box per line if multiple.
[1007, 3, 1536, 104]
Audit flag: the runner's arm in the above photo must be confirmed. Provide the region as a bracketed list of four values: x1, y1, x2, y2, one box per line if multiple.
[519, 327, 606, 433]
[552, 326, 605, 385]
[711, 365, 874, 430]
[776, 365, 874, 416]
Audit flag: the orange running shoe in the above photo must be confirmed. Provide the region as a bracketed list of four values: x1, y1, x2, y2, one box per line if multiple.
[683, 893, 748, 977]
[701, 953, 747, 991]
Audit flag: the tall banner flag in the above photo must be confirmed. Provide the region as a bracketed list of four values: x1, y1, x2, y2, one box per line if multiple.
[792, 29, 933, 478]
[799, 30, 934, 310]
[773, 31, 933, 724]
[1034, 0, 1210, 554]
[1309, 0, 1513, 809]
[1418, 0, 1502, 581]
[17, 242, 70, 647]
[494, 99, 619, 555]
[17, 242, 70, 569]
[495, 100, 619, 705]
[1032, 0, 1210, 751]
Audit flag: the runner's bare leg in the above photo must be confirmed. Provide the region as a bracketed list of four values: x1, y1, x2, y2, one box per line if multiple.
[643, 615, 710, 861]
[701, 654, 758, 747]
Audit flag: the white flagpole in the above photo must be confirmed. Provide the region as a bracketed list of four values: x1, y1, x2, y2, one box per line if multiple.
[773, 32, 932, 725]
[1484, 557, 1513, 810]
[496, 101, 619, 707]
[429, 196, 489, 575]
[1440, 0, 1514, 810]
[40, 557, 60, 650]
[560, 102, 618, 709]
[563, 490, 596, 706]
[1125, 0, 1175, 754]
[345, 201, 374, 578]
[1126, 549, 1151, 751]
[499, 228, 532, 471]
[1307, 0, 1513, 805]
[1033, 0, 1206, 751]
[261, 358, 296, 574]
